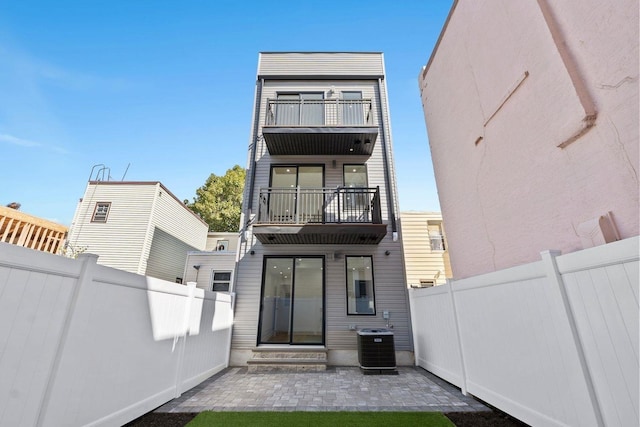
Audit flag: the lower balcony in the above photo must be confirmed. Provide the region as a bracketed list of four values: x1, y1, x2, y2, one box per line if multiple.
[254, 187, 387, 245]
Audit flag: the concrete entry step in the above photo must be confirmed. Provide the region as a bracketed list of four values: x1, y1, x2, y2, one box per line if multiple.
[248, 347, 327, 372]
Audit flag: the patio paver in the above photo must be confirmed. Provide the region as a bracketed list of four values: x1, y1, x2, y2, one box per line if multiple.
[156, 366, 489, 413]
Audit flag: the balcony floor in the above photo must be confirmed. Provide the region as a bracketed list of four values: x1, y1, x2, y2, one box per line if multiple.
[262, 126, 378, 155]
[253, 223, 387, 245]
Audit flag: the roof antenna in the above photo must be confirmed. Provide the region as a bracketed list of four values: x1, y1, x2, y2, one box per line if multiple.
[121, 163, 130, 181]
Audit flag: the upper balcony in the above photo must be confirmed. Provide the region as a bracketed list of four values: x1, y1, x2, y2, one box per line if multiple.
[262, 98, 378, 156]
[253, 186, 387, 245]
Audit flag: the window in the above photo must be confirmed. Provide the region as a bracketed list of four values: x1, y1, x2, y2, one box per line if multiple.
[91, 202, 111, 222]
[275, 93, 324, 125]
[346, 256, 375, 315]
[343, 165, 369, 220]
[211, 271, 231, 292]
[268, 165, 324, 223]
[419, 280, 435, 288]
[428, 222, 446, 251]
[216, 240, 229, 251]
[341, 92, 363, 125]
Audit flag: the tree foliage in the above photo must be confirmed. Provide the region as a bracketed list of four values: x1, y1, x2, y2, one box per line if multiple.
[188, 165, 246, 232]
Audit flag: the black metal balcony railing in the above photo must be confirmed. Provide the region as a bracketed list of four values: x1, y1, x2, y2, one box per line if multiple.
[265, 99, 374, 127]
[257, 187, 382, 225]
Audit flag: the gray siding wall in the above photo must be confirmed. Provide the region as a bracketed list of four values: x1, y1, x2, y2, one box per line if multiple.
[234, 53, 409, 354]
[259, 52, 384, 77]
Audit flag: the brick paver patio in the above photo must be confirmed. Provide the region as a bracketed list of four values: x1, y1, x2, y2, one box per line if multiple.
[156, 366, 489, 413]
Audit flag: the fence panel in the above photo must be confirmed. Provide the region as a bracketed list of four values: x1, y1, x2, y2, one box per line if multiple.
[409, 236, 639, 427]
[558, 237, 639, 427]
[0, 244, 81, 427]
[408, 285, 463, 388]
[0, 243, 232, 427]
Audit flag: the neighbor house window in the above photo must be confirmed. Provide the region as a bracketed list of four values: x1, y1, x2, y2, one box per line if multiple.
[211, 271, 231, 292]
[428, 222, 446, 251]
[216, 240, 229, 251]
[346, 256, 375, 315]
[419, 280, 435, 288]
[91, 202, 111, 223]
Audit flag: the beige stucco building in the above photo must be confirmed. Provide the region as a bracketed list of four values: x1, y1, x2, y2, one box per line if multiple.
[400, 211, 452, 287]
[419, 0, 639, 279]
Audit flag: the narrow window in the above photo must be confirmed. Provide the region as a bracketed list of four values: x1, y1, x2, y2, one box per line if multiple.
[341, 91, 363, 125]
[211, 271, 232, 292]
[346, 256, 375, 315]
[343, 165, 369, 221]
[91, 202, 111, 223]
[427, 222, 446, 251]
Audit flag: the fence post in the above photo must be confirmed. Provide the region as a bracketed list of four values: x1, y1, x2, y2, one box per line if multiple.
[36, 253, 99, 427]
[446, 278, 469, 395]
[174, 282, 197, 398]
[540, 250, 604, 426]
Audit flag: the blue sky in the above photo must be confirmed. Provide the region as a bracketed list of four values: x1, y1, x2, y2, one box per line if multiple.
[0, 1, 452, 226]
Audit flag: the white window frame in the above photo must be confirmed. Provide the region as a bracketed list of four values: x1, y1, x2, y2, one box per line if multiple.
[211, 270, 232, 292]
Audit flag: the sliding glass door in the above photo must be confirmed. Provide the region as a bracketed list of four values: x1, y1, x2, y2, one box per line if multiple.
[259, 257, 324, 345]
[269, 166, 324, 223]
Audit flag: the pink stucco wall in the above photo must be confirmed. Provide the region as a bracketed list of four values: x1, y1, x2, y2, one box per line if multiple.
[420, 0, 639, 279]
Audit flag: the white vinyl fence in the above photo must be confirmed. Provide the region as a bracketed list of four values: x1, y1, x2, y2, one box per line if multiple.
[409, 236, 639, 427]
[0, 243, 233, 427]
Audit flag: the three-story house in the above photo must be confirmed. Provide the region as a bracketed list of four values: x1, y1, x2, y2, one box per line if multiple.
[232, 52, 411, 368]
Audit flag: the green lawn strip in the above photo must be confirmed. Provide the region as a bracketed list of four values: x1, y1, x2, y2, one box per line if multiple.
[187, 411, 454, 427]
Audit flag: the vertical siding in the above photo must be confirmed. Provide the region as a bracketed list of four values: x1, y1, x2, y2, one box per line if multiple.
[410, 237, 639, 427]
[0, 246, 81, 427]
[234, 53, 410, 355]
[558, 241, 639, 427]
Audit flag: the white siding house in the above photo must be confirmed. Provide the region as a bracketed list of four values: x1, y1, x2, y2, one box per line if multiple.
[232, 52, 410, 367]
[67, 181, 208, 282]
[184, 232, 239, 291]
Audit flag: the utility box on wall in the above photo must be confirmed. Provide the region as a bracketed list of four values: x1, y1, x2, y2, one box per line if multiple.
[357, 328, 396, 371]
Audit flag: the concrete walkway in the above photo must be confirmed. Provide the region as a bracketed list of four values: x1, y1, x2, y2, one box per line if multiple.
[156, 367, 488, 413]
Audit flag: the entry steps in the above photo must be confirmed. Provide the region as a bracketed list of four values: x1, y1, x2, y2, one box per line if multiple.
[247, 347, 327, 372]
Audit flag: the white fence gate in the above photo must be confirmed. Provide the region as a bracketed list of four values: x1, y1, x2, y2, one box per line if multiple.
[0, 243, 233, 427]
[409, 237, 638, 427]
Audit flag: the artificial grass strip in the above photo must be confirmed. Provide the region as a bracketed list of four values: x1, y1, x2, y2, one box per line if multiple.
[187, 411, 454, 427]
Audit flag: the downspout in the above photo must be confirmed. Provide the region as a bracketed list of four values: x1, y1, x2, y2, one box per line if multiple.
[377, 78, 398, 238]
[247, 78, 264, 214]
[536, 0, 598, 148]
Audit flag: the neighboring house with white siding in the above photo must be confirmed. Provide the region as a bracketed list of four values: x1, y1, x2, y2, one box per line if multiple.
[184, 232, 239, 291]
[400, 211, 452, 287]
[67, 181, 208, 282]
[232, 52, 410, 368]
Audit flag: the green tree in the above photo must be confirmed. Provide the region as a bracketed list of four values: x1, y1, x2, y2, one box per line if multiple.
[189, 165, 246, 232]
